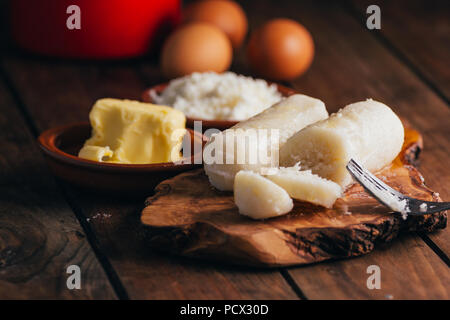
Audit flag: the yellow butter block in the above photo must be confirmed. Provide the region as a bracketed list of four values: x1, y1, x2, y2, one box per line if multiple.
[79, 98, 186, 164]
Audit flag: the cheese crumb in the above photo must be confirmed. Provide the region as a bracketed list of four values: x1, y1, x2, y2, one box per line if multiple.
[419, 203, 427, 213]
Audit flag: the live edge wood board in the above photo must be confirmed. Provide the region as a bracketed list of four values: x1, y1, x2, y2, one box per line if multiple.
[141, 126, 447, 267]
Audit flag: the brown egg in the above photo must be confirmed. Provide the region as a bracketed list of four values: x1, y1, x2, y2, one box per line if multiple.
[183, 0, 248, 49]
[161, 22, 233, 79]
[247, 18, 315, 81]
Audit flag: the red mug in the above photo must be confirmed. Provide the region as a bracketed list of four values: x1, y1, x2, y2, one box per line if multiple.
[10, 0, 181, 59]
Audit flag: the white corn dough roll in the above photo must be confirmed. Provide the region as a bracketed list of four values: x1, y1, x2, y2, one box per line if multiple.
[204, 94, 329, 191]
[234, 171, 293, 219]
[279, 99, 404, 187]
[266, 165, 343, 208]
[232, 94, 329, 146]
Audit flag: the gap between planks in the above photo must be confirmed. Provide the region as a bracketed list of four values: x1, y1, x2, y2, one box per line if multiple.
[339, 0, 450, 266]
[57, 184, 131, 299]
[125, 64, 308, 300]
[0, 65, 129, 300]
[341, 1, 450, 107]
[3, 59, 299, 299]
[0, 69, 116, 299]
[1, 0, 446, 300]
[419, 234, 450, 267]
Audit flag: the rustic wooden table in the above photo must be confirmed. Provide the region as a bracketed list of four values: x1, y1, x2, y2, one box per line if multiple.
[0, 0, 448, 299]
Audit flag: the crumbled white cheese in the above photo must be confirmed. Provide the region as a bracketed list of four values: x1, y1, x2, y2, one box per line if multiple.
[151, 72, 282, 121]
[419, 203, 427, 213]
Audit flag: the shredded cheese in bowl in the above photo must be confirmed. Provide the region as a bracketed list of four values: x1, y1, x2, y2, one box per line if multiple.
[150, 72, 283, 121]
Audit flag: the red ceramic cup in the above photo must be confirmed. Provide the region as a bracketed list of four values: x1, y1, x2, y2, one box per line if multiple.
[10, 0, 181, 59]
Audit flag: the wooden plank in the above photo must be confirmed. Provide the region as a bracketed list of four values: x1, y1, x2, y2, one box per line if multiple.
[236, 0, 449, 298]
[348, 0, 450, 263]
[349, 0, 450, 102]
[289, 235, 449, 299]
[4, 0, 447, 299]
[0, 77, 116, 299]
[68, 192, 299, 299]
[348, 2, 450, 259]
[1, 57, 299, 299]
[293, 0, 450, 262]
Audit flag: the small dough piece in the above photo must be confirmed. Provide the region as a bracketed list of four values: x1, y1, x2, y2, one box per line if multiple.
[234, 171, 293, 219]
[204, 94, 329, 190]
[266, 165, 343, 208]
[280, 99, 404, 187]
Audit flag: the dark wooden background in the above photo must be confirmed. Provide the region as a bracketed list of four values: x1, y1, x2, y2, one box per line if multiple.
[0, 0, 448, 299]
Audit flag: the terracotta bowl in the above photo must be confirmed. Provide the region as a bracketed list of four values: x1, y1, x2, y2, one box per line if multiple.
[142, 82, 298, 131]
[38, 123, 206, 195]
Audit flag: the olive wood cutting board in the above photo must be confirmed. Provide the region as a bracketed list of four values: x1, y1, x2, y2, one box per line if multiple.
[141, 127, 447, 267]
